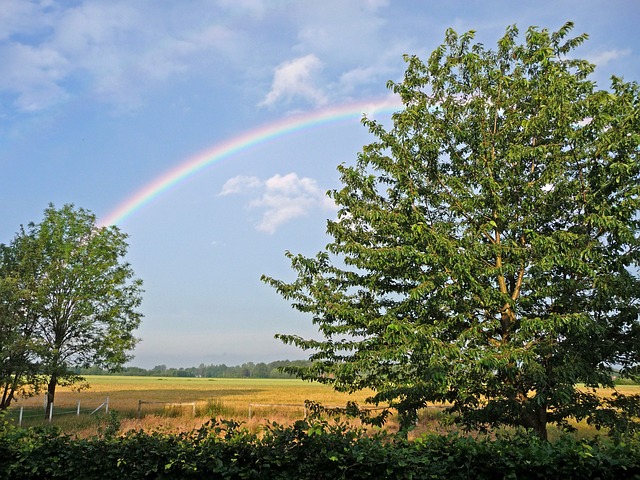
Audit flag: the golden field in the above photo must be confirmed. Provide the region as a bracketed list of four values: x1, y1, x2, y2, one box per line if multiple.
[15, 375, 376, 412]
[10, 376, 405, 436]
[9, 376, 639, 440]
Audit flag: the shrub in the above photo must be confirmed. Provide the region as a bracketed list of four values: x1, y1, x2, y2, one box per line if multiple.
[1, 418, 640, 479]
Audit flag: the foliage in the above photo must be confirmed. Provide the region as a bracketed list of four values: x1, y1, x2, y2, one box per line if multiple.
[1, 418, 640, 479]
[0, 246, 44, 409]
[0, 204, 143, 414]
[262, 22, 640, 439]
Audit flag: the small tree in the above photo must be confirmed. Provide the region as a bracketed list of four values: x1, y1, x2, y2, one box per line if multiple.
[0, 246, 44, 409]
[1, 204, 143, 415]
[262, 23, 640, 439]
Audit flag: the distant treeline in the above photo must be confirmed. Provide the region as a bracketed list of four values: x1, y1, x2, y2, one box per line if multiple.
[77, 360, 312, 379]
[77, 361, 637, 384]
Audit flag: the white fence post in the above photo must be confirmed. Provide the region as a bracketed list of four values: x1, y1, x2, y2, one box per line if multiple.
[48, 402, 53, 422]
[105, 396, 109, 414]
[77, 400, 81, 416]
[19, 406, 23, 427]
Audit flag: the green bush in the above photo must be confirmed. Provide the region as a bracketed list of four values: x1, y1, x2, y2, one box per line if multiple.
[614, 377, 638, 386]
[1, 418, 639, 479]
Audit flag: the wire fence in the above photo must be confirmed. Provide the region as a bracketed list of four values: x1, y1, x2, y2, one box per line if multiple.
[16, 396, 109, 426]
[12, 396, 445, 427]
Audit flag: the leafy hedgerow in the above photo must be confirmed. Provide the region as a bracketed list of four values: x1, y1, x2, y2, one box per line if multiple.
[1, 417, 640, 479]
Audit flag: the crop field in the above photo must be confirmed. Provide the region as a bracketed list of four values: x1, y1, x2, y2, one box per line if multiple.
[15, 375, 376, 411]
[9, 376, 406, 436]
[8, 376, 639, 439]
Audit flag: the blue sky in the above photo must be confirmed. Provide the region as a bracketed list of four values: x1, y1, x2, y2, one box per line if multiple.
[1, 1, 639, 368]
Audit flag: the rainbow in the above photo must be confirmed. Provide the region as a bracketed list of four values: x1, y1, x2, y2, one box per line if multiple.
[100, 97, 403, 227]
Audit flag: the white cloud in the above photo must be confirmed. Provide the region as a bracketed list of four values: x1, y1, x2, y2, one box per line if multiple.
[7, 1, 631, 117]
[0, 43, 69, 111]
[50, 2, 240, 108]
[1, 0, 402, 113]
[219, 175, 262, 195]
[0, 1, 243, 112]
[587, 48, 631, 67]
[276, 1, 410, 103]
[363, 0, 389, 8]
[0, 0, 51, 42]
[339, 66, 380, 89]
[219, 172, 336, 234]
[259, 54, 327, 107]
[216, 0, 268, 18]
[292, 1, 390, 63]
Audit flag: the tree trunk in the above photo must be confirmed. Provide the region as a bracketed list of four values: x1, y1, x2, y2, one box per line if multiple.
[45, 375, 57, 420]
[397, 408, 418, 438]
[522, 404, 548, 440]
[0, 372, 21, 410]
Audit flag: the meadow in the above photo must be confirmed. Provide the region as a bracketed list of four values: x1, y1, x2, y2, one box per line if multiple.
[9, 376, 639, 440]
[10, 376, 405, 436]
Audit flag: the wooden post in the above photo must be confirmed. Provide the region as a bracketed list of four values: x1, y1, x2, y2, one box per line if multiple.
[137, 400, 142, 418]
[248, 404, 252, 419]
[105, 396, 109, 414]
[192, 402, 196, 417]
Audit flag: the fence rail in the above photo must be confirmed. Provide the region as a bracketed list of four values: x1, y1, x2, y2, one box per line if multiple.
[17, 396, 109, 426]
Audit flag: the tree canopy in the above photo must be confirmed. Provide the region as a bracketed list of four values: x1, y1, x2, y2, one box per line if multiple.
[0, 204, 143, 413]
[262, 22, 640, 439]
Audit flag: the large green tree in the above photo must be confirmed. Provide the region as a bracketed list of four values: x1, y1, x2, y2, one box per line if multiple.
[262, 23, 640, 439]
[0, 204, 143, 415]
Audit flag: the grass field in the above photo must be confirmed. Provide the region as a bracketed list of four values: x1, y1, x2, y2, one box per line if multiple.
[9, 376, 398, 436]
[8, 376, 639, 439]
[15, 375, 377, 411]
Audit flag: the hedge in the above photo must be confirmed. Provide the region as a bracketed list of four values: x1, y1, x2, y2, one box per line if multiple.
[1, 418, 639, 479]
